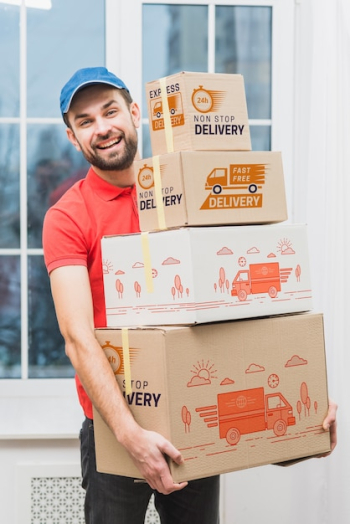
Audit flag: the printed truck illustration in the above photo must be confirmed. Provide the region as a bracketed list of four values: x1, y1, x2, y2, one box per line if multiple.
[153, 93, 182, 118]
[205, 164, 265, 195]
[196, 387, 296, 446]
[231, 262, 292, 301]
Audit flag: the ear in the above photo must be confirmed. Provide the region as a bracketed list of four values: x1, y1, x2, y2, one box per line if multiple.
[130, 102, 141, 129]
[66, 128, 82, 152]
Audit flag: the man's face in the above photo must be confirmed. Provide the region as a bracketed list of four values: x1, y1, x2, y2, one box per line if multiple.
[66, 85, 139, 173]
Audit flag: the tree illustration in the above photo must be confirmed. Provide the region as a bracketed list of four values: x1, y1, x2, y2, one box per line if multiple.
[225, 279, 230, 294]
[219, 267, 225, 293]
[297, 400, 302, 421]
[306, 396, 311, 416]
[182, 406, 191, 433]
[300, 382, 308, 416]
[295, 264, 301, 282]
[186, 287, 190, 297]
[174, 275, 182, 298]
[314, 400, 318, 414]
[171, 286, 176, 300]
[134, 281, 141, 298]
[116, 279, 124, 298]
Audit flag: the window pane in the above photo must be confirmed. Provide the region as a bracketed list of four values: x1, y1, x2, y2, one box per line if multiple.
[142, 4, 208, 118]
[215, 6, 272, 119]
[28, 256, 73, 378]
[0, 256, 21, 378]
[27, 124, 89, 249]
[0, 124, 20, 248]
[0, 5, 19, 118]
[27, 0, 105, 118]
[250, 126, 271, 151]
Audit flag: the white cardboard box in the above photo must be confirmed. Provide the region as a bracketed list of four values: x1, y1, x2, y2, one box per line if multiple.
[102, 224, 312, 327]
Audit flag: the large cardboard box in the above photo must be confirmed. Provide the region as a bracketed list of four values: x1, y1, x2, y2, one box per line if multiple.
[102, 224, 312, 327]
[146, 72, 251, 155]
[135, 151, 287, 231]
[93, 313, 330, 482]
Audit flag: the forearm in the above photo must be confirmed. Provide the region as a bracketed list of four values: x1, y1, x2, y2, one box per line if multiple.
[65, 333, 139, 445]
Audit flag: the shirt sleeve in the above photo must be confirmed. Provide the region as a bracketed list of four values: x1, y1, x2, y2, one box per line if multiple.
[42, 206, 88, 274]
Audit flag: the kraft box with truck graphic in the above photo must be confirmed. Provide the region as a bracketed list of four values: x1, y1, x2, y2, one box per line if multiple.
[93, 313, 330, 482]
[146, 71, 251, 155]
[135, 151, 287, 231]
[101, 224, 312, 327]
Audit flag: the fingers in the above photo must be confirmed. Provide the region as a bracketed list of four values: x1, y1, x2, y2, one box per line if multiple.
[317, 398, 338, 458]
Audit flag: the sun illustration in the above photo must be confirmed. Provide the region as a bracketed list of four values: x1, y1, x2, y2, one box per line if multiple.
[102, 259, 113, 275]
[191, 360, 217, 381]
[277, 237, 293, 254]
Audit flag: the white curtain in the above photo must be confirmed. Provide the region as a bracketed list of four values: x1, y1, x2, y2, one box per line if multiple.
[297, 1, 350, 521]
[222, 2, 350, 522]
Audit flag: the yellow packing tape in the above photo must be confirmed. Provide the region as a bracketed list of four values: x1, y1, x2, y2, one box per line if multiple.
[152, 155, 166, 230]
[122, 328, 132, 396]
[159, 76, 174, 153]
[141, 232, 154, 293]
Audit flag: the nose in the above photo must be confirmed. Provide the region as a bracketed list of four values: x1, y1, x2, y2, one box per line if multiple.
[94, 116, 112, 136]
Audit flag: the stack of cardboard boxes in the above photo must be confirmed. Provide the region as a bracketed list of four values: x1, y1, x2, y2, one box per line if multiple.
[94, 72, 330, 482]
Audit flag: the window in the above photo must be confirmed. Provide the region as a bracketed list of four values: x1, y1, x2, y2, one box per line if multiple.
[0, 0, 294, 436]
[141, 2, 273, 157]
[0, 0, 105, 379]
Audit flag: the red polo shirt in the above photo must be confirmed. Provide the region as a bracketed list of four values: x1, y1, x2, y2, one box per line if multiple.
[43, 167, 140, 419]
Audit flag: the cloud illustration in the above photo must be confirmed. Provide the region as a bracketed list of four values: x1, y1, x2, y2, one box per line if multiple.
[246, 363, 265, 373]
[132, 262, 144, 268]
[267, 252, 276, 258]
[285, 355, 308, 367]
[115, 270, 125, 275]
[162, 257, 180, 265]
[217, 247, 233, 255]
[247, 247, 260, 254]
[220, 377, 235, 385]
[281, 247, 296, 255]
[187, 375, 211, 387]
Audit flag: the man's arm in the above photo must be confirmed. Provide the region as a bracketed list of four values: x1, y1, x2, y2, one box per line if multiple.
[50, 265, 188, 494]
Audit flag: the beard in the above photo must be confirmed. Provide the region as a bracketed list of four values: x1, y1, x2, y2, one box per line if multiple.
[79, 128, 138, 172]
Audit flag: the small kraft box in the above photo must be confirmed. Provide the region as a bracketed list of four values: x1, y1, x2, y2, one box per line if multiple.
[135, 151, 287, 231]
[93, 313, 331, 482]
[102, 224, 312, 327]
[146, 71, 251, 155]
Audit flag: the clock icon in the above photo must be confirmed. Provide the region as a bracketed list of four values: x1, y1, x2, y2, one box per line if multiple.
[268, 373, 280, 388]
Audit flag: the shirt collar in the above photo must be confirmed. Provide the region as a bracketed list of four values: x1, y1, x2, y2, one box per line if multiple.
[86, 167, 134, 201]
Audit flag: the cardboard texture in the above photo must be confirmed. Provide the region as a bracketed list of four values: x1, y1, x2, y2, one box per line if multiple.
[102, 224, 312, 327]
[93, 313, 330, 482]
[146, 72, 251, 155]
[135, 151, 288, 231]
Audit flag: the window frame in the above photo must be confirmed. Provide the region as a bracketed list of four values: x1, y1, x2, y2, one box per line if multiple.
[0, 0, 295, 438]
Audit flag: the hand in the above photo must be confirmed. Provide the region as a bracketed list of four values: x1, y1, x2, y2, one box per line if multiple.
[318, 398, 338, 457]
[125, 427, 188, 494]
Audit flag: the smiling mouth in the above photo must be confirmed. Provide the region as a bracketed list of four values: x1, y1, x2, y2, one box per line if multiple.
[97, 137, 122, 150]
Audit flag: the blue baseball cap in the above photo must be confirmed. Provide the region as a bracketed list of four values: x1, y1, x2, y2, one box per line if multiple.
[60, 66, 130, 117]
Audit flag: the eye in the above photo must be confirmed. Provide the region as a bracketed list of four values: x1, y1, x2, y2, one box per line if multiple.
[79, 119, 91, 128]
[106, 108, 118, 117]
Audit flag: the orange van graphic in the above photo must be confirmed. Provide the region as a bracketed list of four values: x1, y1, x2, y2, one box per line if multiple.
[151, 92, 184, 130]
[231, 262, 292, 301]
[200, 164, 266, 210]
[196, 387, 296, 445]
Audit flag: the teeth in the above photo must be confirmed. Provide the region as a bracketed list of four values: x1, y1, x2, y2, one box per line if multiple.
[99, 137, 121, 149]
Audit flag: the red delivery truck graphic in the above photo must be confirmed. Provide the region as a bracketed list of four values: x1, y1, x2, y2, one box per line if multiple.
[231, 262, 292, 301]
[205, 164, 265, 195]
[196, 387, 296, 445]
